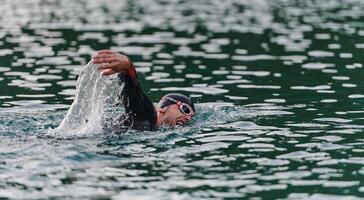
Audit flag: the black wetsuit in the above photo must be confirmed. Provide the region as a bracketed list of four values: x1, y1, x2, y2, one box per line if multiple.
[109, 62, 157, 131]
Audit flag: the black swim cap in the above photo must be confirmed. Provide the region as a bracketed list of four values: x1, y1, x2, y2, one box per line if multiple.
[158, 93, 195, 112]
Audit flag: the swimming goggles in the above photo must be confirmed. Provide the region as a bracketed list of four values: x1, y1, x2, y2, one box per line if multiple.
[163, 97, 194, 116]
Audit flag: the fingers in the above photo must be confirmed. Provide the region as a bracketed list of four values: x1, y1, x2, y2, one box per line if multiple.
[93, 54, 114, 60]
[101, 69, 116, 76]
[92, 49, 116, 61]
[93, 57, 119, 64]
[97, 62, 120, 70]
[92, 50, 129, 67]
[92, 54, 115, 61]
[92, 50, 130, 74]
[98, 50, 114, 54]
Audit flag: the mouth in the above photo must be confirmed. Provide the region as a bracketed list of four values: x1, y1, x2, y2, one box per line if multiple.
[175, 120, 185, 126]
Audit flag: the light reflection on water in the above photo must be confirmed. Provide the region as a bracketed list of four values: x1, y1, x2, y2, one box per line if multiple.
[1, 0, 364, 199]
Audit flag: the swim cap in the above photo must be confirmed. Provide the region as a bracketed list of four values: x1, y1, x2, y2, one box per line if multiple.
[158, 93, 195, 112]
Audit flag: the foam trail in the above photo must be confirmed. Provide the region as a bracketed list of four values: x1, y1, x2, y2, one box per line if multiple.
[50, 61, 121, 137]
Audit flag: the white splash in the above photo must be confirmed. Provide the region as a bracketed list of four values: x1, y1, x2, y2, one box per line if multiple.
[49, 61, 121, 137]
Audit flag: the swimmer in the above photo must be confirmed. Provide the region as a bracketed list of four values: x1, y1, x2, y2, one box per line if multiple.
[92, 50, 195, 131]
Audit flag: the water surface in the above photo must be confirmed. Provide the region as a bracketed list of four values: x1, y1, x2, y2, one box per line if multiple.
[1, 0, 364, 199]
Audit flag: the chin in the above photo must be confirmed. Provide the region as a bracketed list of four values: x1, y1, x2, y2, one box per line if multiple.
[161, 123, 176, 127]
[169, 122, 177, 126]
[161, 120, 175, 127]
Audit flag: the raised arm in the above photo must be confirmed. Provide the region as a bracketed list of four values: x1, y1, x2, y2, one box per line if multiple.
[93, 50, 157, 130]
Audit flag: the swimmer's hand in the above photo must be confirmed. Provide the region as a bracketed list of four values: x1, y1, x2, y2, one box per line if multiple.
[92, 50, 132, 76]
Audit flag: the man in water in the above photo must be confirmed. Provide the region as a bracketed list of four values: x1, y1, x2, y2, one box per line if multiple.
[92, 50, 195, 131]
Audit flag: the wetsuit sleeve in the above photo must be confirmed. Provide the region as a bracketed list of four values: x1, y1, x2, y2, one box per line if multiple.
[117, 62, 157, 130]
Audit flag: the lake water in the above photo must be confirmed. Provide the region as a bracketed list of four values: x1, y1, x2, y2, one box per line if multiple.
[1, 0, 364, 199]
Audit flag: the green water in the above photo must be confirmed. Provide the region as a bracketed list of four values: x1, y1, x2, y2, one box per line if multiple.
[1, 0, 364, 199]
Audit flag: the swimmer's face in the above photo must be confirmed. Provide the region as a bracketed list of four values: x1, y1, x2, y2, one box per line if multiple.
[157, 104, 194, 126]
